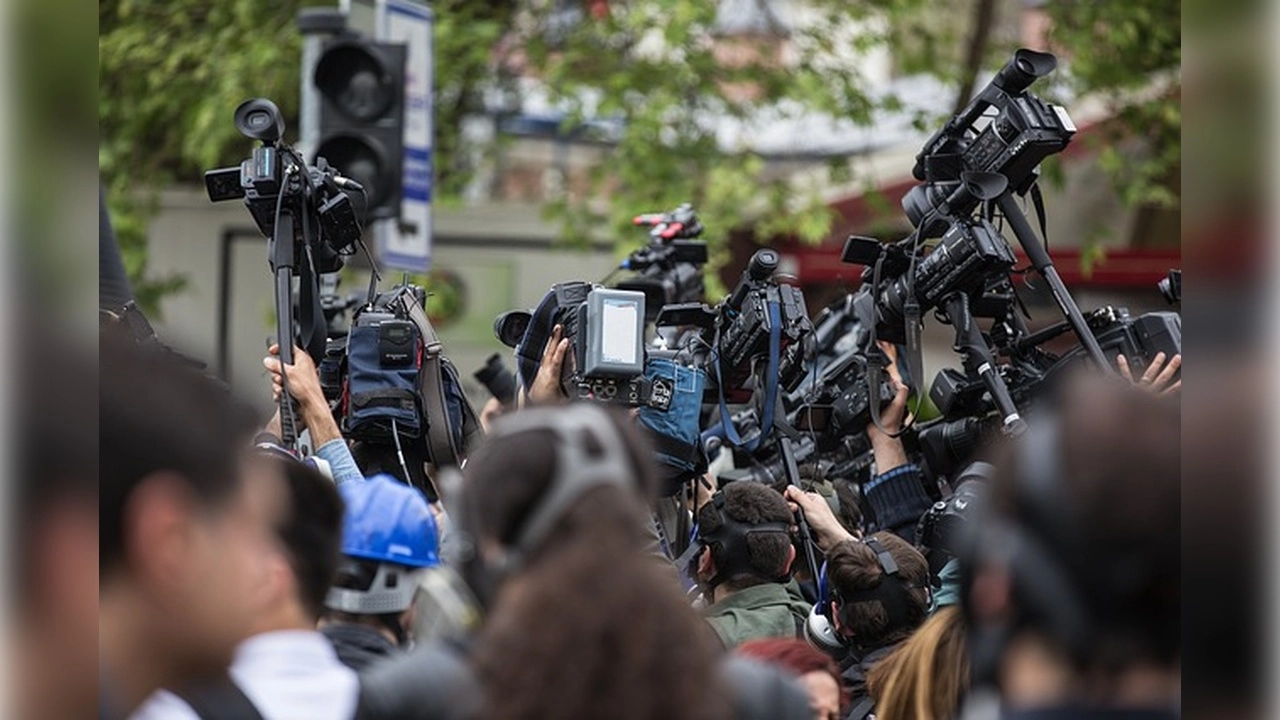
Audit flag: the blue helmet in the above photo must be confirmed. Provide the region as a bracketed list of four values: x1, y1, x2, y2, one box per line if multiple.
[327, 475, 440, 616]
[338, 474, 440, 569]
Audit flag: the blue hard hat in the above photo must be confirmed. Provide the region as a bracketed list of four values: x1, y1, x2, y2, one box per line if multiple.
[338, 474, 440, 568]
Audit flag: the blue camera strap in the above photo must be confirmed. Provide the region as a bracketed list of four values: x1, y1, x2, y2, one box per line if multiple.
[713, 298, 782, 452]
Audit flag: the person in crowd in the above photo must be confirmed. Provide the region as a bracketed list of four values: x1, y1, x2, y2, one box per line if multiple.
[962, 377, 1179, 719]
[320, 474, 440, 671]
[264, 344, 364, 486]
[130, 451, 356, 720]
[100, 328, 286, 719]
[737, 638, 847, 720]
[865, 606, 969, 720]
[15, 329, 98, 720]
[693, 482, 813, 648]
[823, 532, 932, 718]
[358, 404, 813, 720]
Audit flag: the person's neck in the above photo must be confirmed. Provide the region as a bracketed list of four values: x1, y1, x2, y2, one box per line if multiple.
[99, 590, 178, 716]
[1000, 634, 1179, 710]
[249, 599, 318, 637]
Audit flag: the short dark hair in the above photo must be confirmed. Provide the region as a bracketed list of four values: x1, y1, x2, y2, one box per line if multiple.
[698, 482, 794, 589]
[826, 532, 929, 648]
[100, 329, 258, 576]
[270, 457, 345, 620]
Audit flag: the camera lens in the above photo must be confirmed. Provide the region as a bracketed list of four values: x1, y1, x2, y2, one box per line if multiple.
[246, 111, 272, 129]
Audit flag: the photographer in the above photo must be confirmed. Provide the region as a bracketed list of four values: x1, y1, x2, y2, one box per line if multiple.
[823, 533, 931, 718]
[131, 451, 355, 720]
[962, 377, 1179, 719]
[694, 482, 812, 648]
[264, 344, 364, 486]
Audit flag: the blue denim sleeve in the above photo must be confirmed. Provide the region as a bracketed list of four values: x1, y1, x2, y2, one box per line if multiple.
[314, 439, 365, 486]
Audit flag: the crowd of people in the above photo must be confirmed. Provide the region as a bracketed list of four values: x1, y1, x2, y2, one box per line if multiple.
[93, 291, 1181, 720]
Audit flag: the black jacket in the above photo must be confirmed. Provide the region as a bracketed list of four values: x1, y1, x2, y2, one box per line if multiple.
[322, 623, 400, 672]
[840, 643, 900, 720]
[356, 642, 480, 720]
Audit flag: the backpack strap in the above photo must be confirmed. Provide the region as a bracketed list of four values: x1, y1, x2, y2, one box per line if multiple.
[399, 289, 459, 467]
[172, 677, 264, 720]
[847, 695, 876, 720]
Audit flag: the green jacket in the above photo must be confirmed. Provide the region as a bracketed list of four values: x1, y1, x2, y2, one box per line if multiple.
[704, 581, 813, 649]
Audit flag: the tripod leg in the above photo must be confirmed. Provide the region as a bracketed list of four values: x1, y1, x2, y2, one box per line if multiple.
[995, 193, 1113, 374]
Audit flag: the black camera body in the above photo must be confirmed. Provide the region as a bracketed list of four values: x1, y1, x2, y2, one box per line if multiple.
[205, 100, 363, 266]
[904, 49, 1076, 236]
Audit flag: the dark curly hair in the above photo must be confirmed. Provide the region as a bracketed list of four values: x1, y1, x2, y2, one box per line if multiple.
[697, 482, 795, 590]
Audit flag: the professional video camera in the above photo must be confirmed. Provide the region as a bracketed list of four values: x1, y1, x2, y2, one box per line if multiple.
[205, 97, 367, 446]
[903, 49, 1076, 238]
[614, 203, 709, 319]
[659, 249, 815, 406]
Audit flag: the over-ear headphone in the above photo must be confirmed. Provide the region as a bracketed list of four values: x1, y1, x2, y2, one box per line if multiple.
[804, 536, 922, 657]
[443, 404, 639, 605]
[690, 490, 791, 590]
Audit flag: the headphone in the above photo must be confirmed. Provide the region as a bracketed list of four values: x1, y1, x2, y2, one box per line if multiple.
[442, 404, 638, 605]
[688, 489, 792, 590]
[804, 536, 926, 657]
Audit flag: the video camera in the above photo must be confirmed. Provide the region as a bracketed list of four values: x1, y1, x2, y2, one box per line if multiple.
[614, 203, 709, 319]
[206, 99, 364, 268]
[904, 49, 1076, 237]
[659, 249, 815, 405]
[204, 97, 367, 446]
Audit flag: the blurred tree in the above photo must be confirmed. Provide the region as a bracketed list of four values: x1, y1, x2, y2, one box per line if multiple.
[1046, 0, 1180, 209]
[100, 0, 1178, 314]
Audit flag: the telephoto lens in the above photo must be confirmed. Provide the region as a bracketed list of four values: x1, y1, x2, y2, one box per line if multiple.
[474, 354, 517, 407]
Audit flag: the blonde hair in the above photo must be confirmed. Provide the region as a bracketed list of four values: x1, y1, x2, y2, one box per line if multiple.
[866, 607, 969, 720]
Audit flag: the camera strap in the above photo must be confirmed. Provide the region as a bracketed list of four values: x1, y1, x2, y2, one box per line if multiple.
[714, 298, 782, 452]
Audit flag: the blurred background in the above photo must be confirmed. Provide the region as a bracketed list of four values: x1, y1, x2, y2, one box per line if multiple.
[97, 0, 1179, 409]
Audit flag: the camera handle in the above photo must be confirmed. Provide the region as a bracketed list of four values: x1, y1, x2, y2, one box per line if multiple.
[778, 435, 823, 583]
[995, 193, 1113, 374]
[941, 293, 1027, 436]
[270, 198, 302, 449]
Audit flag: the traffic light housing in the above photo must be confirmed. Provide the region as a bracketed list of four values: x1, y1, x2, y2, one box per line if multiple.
[313, 36, 407, 222]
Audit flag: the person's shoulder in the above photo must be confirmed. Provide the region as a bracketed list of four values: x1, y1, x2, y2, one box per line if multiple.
[720, 656, 813, 720]
[357, 642, 480, 720]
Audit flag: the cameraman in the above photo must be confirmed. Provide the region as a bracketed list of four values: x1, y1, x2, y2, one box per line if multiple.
[823, 533, 931, 718]
[962, 378, 1179, 719]
[694, 482, 812, 648]
[264, 344, 364, 486]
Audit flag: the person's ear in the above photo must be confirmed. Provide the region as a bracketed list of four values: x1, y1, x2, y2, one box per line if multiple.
[782, 544, 796, 575]
[830, 601, 851, 638]
[124, 473, 198, 600]
[697, 546, 715, 579]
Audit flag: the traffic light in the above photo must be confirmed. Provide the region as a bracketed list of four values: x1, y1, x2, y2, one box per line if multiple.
[313, 36, 407, 221]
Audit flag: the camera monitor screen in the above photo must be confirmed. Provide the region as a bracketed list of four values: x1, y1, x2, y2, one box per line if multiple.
[601, 298, 640, 365]
[583, 288, 646, 378]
